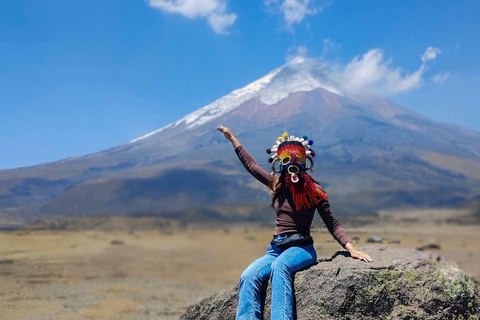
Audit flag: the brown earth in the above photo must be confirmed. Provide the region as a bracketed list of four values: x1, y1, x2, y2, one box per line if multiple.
[0, 209, 479, 319]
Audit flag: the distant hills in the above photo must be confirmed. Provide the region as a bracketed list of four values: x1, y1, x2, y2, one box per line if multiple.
[1, 57, 480, 228]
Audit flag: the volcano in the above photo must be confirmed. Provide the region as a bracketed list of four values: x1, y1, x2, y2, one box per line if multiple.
[1, 57, 480, 227]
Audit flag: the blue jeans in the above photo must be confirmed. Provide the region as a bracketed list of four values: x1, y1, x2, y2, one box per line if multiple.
[236, 234, 317, 320]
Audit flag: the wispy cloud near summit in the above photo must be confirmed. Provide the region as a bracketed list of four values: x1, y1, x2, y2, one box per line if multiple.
[285, 46, 443, 97]
[340, 48, 437, 95]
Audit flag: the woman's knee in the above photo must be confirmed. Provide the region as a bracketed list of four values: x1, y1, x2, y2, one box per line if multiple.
[270, 259, 292, 276]
[239, 269, 252, 284]
[240, 267, 267, 288]
[270, 246, 317, 276]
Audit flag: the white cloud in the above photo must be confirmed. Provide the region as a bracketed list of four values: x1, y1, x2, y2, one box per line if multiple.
[207, 12, 237, 33]
[149, 0, 237, 34]
[338, 47, 441, 95]
[421, 47, 441, 63]
[282, 0, 314, 26]
[265, 0, 327, 27]
[431, 72, 450, 85]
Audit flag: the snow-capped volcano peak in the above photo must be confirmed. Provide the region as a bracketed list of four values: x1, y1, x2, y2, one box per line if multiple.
[259, 57, 342, 104]
[131, 58, 341, 143]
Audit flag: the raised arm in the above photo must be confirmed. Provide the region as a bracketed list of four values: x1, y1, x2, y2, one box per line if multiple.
[217, 126, 271, 186]
[317, 198, 373, 262]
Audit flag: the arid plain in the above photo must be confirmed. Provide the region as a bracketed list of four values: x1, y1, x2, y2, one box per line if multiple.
[0, 209, 479, 320]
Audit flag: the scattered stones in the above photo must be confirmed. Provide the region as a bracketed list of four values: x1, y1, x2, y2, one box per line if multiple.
[0, 259, 14, 265]
[389, 239, 401, 244]
[366, 235, 383, 243]
[351, 236, 360, 243]
[417, 243, 441, 251]
[110, 240, 124, 245]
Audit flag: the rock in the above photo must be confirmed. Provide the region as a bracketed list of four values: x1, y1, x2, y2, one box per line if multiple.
[351, 236, 360, 243]
[389, 239, 401, 244]
[0, 259, 14, 264]
[417, 243, 441, 250]
[180, 246, 480, 320]
[110, 240, 124, 245]
[366, 235, 382, 243]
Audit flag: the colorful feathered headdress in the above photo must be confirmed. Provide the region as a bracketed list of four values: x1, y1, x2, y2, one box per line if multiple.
[266, 132, 327, 210]
[266, 132, 316, 182]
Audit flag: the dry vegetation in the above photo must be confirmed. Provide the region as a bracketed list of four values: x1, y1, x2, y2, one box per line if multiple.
[0, 209, 479, 320]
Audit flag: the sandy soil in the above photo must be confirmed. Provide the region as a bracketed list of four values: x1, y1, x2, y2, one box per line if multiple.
[0, 213, 479, 319]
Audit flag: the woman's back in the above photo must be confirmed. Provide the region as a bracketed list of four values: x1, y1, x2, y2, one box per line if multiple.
[273, 186, 317, 236]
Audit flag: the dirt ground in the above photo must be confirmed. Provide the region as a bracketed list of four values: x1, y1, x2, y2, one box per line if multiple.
[0, 210, 479, 320]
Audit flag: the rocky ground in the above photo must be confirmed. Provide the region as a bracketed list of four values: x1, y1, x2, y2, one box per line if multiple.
[181, 245, 480, 320]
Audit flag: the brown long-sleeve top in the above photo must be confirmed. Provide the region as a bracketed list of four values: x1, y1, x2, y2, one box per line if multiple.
[235, 145, 351, 248]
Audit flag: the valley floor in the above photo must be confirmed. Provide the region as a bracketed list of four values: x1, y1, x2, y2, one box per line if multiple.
[0, 210, 479, 320]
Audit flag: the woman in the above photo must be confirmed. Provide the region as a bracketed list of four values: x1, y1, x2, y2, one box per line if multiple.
[217, 126, 373, 320]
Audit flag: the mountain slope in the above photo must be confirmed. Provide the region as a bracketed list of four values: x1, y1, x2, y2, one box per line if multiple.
[1, 58, 480, 227]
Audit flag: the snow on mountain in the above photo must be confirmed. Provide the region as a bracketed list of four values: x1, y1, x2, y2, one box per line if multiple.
[131, 58, 342, 143]
[260, 56, 343, 103]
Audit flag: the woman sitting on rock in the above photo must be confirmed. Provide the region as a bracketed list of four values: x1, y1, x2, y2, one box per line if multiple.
[217, 126, 373, 320]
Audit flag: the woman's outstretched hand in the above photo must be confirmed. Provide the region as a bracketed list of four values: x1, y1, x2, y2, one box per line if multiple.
[216, 125, 235, 141]
[217, 126, 241, 148]
[345, 243, 373, 262]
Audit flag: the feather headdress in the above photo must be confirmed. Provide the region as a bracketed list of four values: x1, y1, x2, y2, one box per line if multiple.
[266, 132, 328, 210]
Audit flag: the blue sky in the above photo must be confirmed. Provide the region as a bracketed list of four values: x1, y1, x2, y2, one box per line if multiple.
[1, 0, 479, 169]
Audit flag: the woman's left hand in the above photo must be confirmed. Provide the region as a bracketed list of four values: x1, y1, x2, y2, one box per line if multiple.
[345, 243, 373, 262]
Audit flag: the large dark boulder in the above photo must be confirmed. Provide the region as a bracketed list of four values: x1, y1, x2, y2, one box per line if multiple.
[181, 245, 480, 320]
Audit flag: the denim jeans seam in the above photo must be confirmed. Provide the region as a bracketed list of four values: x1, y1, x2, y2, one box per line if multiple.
[250, 261, 273, 320]
[281, 247, 303, 320]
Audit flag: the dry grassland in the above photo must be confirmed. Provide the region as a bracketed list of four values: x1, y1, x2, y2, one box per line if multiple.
[0, 210, 479, 319]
